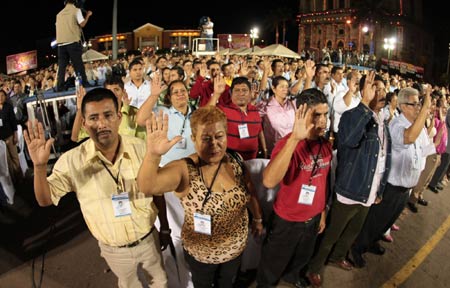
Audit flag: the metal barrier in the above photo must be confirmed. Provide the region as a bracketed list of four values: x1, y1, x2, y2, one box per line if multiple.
[192, 38, 220, 57]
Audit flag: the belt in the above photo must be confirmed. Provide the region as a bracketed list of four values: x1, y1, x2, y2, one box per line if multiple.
[117, 227, 154, 248]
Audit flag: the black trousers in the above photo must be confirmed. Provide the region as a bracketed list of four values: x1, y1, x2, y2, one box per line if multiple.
[184, 249, 242, 288]
[353, 182, 410, 254]
[429, 152, 450, 188]
[57, 42, 88, 91]
[256, 212, 320, 287]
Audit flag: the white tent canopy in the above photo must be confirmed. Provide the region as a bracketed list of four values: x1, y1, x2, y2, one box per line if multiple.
[252, 44, 300, 58]
[235, 46, 262, 55]
[82, 49, 108, 62]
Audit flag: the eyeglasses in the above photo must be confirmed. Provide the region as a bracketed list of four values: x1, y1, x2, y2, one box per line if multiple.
[403, 102, 422, 108]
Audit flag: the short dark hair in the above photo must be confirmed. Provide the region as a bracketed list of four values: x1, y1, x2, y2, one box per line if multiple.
[164, 80, 187, 107]
[295, 88, 328, 109]
[81, 88, 118, 116]
[231, 77, 251, 91]
[103, 74, 124, 90]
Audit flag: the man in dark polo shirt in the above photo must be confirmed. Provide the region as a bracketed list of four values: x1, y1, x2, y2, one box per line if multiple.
[209, 76, 267, 160]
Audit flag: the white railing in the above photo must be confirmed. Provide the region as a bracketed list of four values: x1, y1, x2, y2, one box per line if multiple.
[192, 38, 220, 57]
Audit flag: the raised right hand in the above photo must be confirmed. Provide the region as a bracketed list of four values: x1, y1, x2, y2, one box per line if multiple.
[23, 120, 55, 166]
[361, 70, 376, 106]
[145, 110, 182, 157]
[291, 104, 314, 142]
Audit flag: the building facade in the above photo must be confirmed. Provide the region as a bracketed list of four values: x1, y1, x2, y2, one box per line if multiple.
[296, 0, 432, 78]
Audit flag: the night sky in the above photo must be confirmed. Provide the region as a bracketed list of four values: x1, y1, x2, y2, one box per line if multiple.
[1, 0, 299, 73]
[1, 1, 449, 76]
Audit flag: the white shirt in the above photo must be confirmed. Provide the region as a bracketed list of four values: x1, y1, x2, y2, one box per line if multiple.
[125, 79, 151, 109]
[387, 114, 426, 188]
[332, 90, 361, 132]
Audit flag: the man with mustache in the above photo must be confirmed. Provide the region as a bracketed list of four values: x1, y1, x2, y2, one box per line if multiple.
[306, 71, 391, 287]
[24, 88, 168, 287]
[351, 86, 431, 267]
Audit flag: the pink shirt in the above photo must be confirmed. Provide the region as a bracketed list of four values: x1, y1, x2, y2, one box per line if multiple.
[259, 97, 296, 155]
[434, 118, 448, 154]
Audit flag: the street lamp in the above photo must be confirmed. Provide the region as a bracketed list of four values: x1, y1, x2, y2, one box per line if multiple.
[250, 27, 259, 52]
[383, 37, 396, 62]
[227, 34, 232, 49]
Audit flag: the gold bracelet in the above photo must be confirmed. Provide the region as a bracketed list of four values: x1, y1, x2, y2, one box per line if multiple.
[252, 218, 263, 223]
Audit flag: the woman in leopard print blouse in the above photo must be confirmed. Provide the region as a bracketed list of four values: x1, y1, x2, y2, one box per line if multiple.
[138, 105, 264, 287]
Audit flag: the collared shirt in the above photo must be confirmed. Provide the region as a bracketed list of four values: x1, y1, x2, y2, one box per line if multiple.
[157, 105, 196, 166]
[47, 135, 158, 246]
[125, 79, 151, 109]
[258, 97, 296, 155]
[218, 102, 262, 160]
[387, 113, 426, 188]
[337, 110, 386, 206]
[332, 90, 361, 132]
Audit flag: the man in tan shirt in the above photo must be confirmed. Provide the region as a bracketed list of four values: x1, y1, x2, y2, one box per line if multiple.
[24, 88, 168, 287]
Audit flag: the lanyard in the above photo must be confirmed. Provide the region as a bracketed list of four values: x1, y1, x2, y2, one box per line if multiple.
[199, 159, 222, 210]
[101, 158, 123, 193]
[305, 139, 323, 185]
[179, 114, 187, 136]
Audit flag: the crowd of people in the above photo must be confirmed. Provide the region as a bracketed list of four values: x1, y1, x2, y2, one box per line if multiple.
[1, 49, 450, 288]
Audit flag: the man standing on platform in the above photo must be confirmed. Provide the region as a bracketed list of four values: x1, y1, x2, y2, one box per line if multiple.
[55, 0, 92, 92]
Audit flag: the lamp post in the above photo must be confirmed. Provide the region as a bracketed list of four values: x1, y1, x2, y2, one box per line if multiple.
[250, 28, 259, 52]
[383, 37, 396, 72]
[227, 34, 232, 49]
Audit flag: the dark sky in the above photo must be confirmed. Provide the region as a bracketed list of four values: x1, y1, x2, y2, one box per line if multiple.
[0, 0, 299, 74]
[1, 1, 449, 76]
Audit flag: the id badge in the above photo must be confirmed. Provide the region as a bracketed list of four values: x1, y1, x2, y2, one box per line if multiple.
[193, 212, 212, 235]
[298, 184, 316, 205]
[378, 155, 386, 174]
[0, 119, 3, 127]
[238, 124, 250, 139]
[176, 137, 187, 149]
[112, 192, 132, 217]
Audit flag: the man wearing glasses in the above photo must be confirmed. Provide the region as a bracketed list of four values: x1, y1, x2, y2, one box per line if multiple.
[351, 86, 431, 267]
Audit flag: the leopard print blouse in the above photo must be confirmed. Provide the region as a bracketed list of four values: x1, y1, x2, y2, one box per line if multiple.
[180, 154, 250, 264]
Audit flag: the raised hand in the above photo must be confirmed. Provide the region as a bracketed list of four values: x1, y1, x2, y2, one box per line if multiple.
[150, 71, 167, 96]
[122, 90, 131, 106]
[304, 59, 316, 80]
[76, 86, 86, 111]
[23, 120, 55, 167]
[213, 73, 226, 95]
[145, 110, 182, 157]
[291, 104, 314, 141]
[361, 70, 376, 107]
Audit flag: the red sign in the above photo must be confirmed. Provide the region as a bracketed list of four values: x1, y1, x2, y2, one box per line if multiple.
[6, 50, 38, 75]
[217, 34, 250, 49]
[381, 58, 424, 78]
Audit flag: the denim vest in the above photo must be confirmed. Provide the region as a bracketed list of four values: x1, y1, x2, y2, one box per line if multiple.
[334, 103, 392, 203]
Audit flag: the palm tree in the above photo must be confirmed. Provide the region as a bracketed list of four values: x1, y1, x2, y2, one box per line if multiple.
[263, 0, 298, 45]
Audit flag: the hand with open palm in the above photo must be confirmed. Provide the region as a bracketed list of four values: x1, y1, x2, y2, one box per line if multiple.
[291, 104, 314, 142]
[145, 110, 182, 157]
[23, 120, 55, 167]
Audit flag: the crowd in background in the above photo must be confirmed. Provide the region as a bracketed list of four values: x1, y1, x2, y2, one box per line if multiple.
[1, 50, 450, 287]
